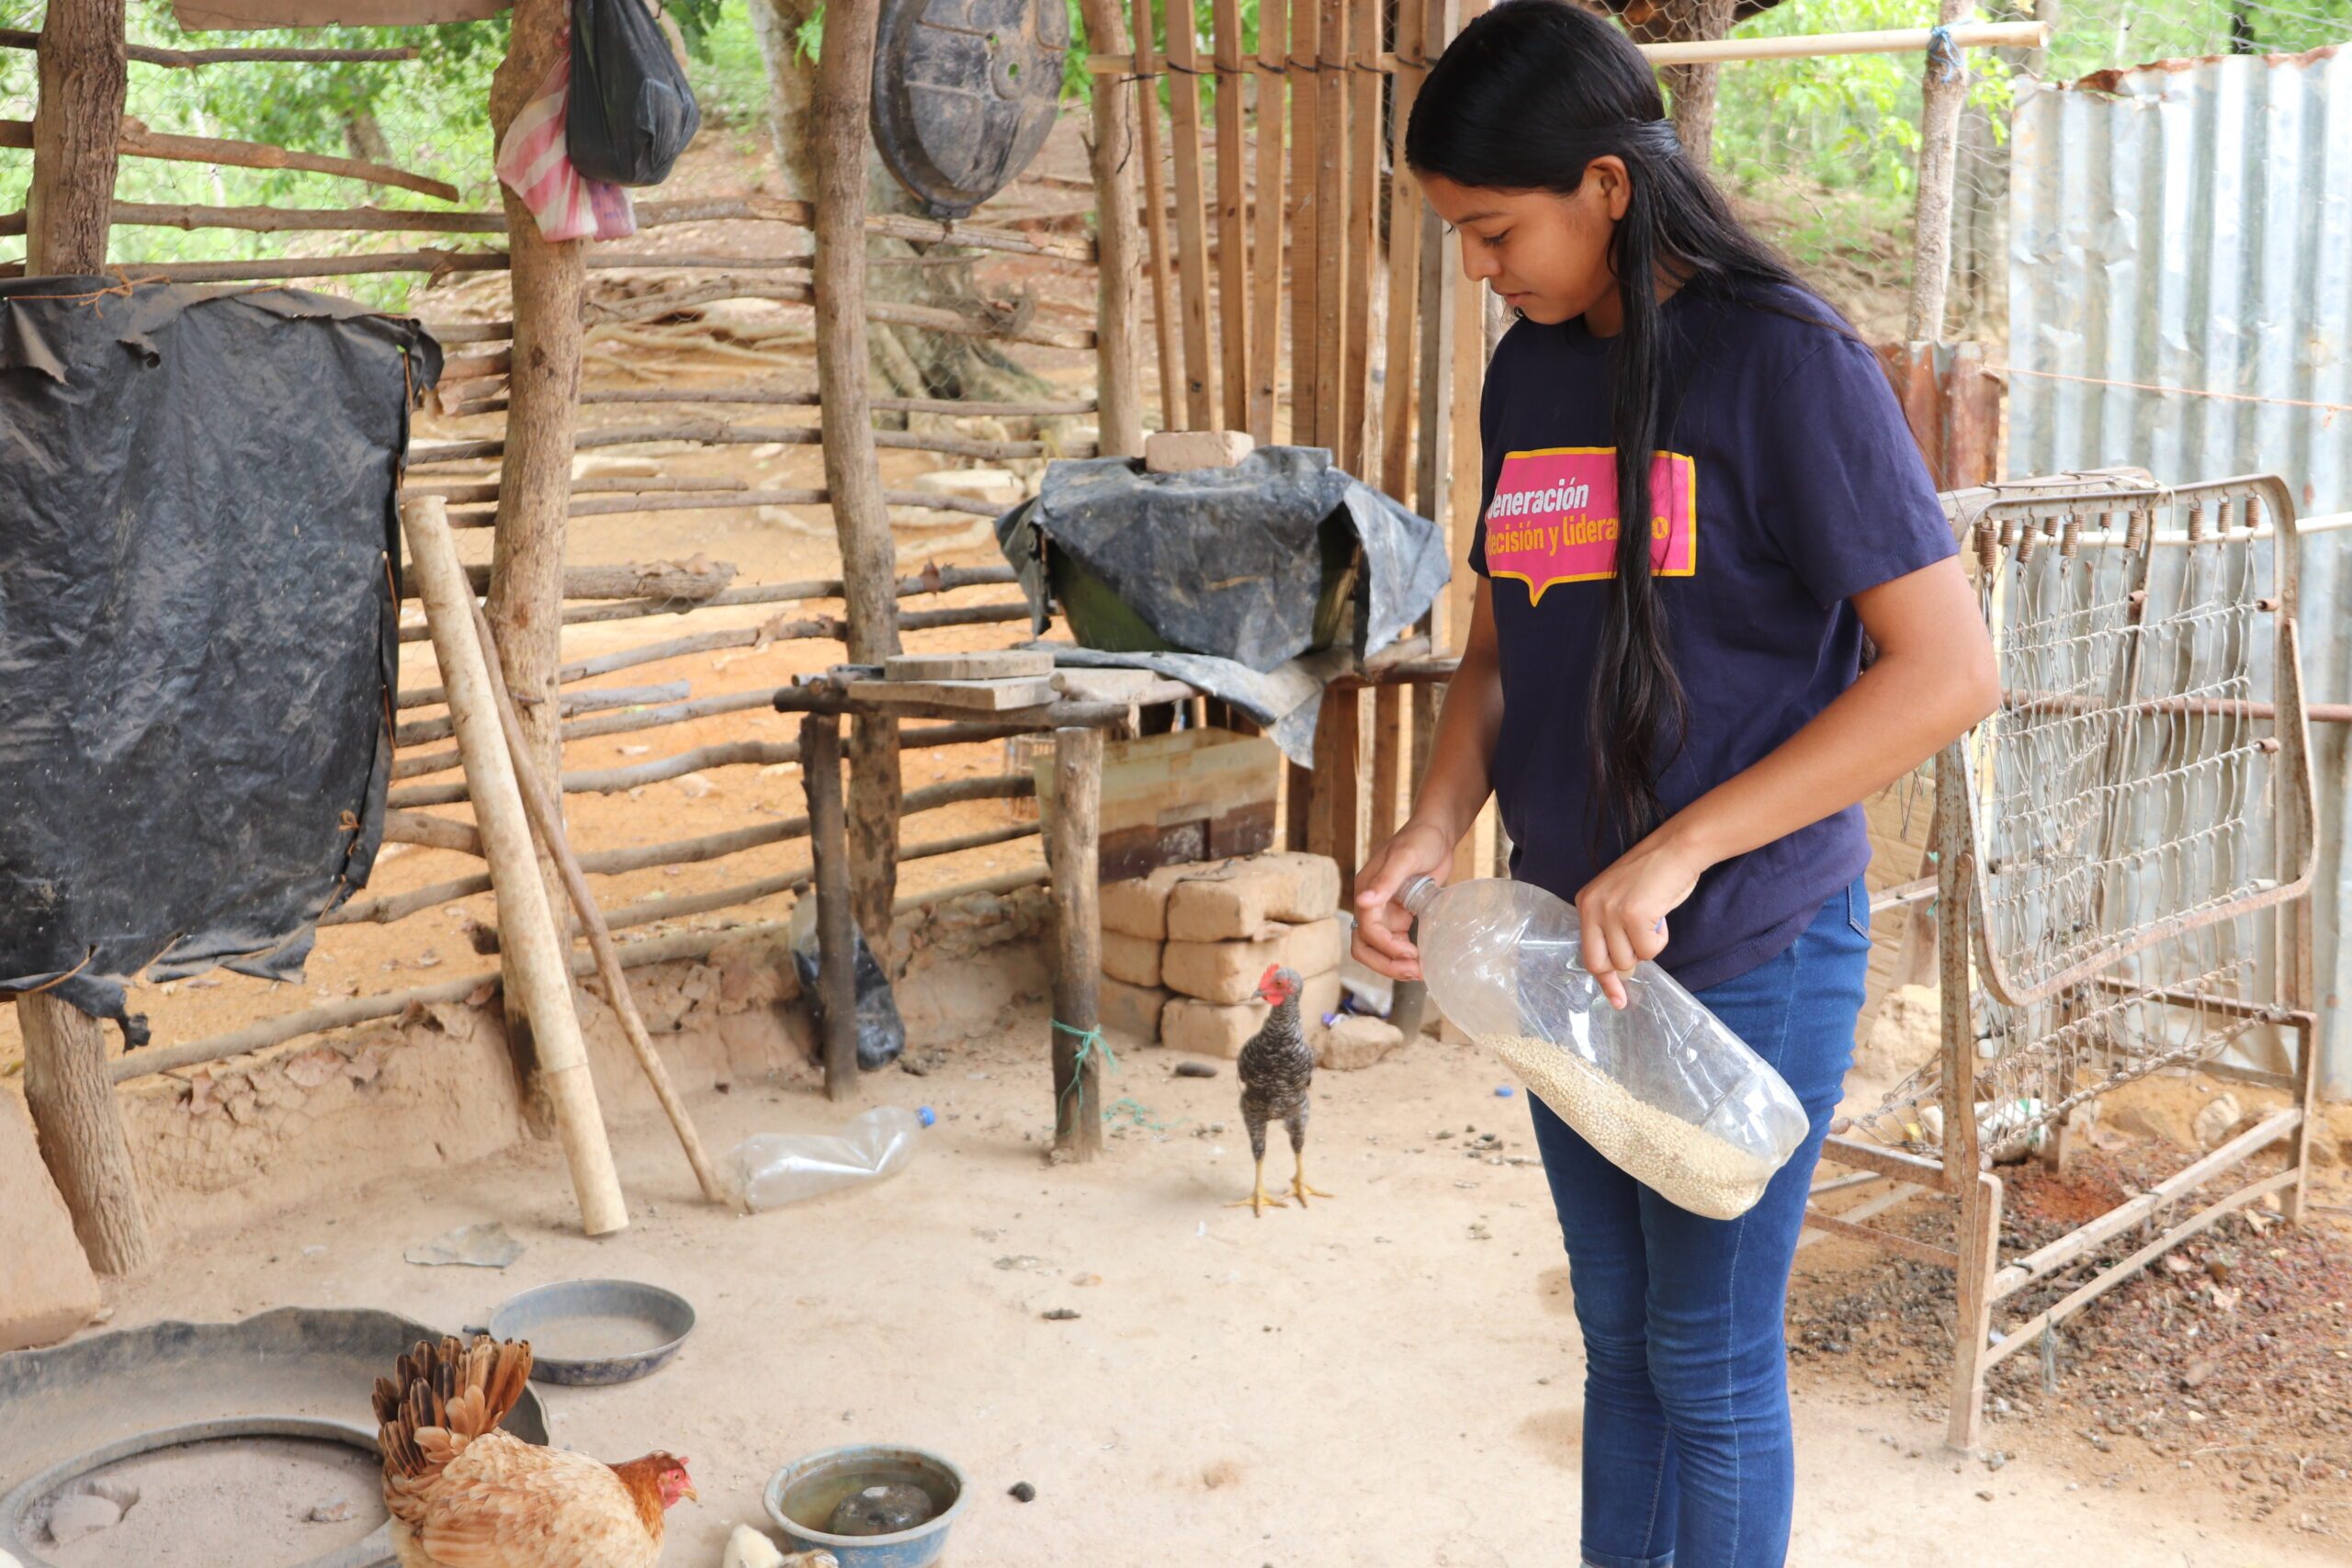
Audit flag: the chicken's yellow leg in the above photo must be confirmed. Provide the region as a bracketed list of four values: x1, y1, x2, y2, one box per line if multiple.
[1227, 1152, 1287, 1216]
[1290, 1152, 1333, 1206]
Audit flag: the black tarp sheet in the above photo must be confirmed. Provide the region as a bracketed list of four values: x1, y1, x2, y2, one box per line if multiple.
[994, 446, 1452, 672]
[0, 279, 439, 1042]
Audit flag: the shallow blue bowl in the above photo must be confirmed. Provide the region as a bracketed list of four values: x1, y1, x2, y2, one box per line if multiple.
[763, 1444, 967, 1567]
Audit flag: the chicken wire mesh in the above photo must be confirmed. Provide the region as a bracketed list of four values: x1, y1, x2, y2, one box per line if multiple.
[1860, 474, 2312, 1159]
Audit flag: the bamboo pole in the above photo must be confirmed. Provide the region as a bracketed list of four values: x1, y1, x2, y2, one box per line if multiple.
[474, 604, 726, 1206]
[1082, 20, 2046, 70]
[400, 494, 628, 1237]
[1312, 0, 1348, 453]
[1210, 0, 1251, 432]
[1341, 0, 1378, 471]
[0, 28, 419, 65]
[1378, 0, 1430, 499]
[110, 919, 795, 1086]
[801, 713, 860, 1100]
[117, 117, 459, 201]
[1133, 0, 1184, 424]
[1163, 0, 1218, 427]
[1048, 726, 1106, 1158]
[18, 993, 154, 1274]
[1080, 0, 1147, 456]
[1248, 0, 1287, 442]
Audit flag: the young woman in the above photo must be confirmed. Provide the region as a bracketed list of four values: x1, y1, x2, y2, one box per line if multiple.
[1351, 5, 2001, 1564]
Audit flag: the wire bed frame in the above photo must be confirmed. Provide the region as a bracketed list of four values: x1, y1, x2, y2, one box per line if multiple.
[1811, 469, 2322, 1452]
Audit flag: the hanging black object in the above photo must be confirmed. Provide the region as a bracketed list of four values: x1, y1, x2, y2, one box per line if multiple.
[872, 0, 1068, 219]
[569, 0, 702, 187]
[0, 280, 437, 1043]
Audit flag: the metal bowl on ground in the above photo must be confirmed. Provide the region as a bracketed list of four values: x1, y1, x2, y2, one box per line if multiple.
[483, 1279, 695, 1387]
[0, 1307, 550, 1568]
[763, 1445, 967, 1568]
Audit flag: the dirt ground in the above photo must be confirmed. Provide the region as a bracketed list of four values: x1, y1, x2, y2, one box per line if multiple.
[85, 1025, 2352, 1568]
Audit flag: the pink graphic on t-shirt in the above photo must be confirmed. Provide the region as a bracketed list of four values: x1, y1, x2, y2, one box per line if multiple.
[1483, 447, 1698, 603]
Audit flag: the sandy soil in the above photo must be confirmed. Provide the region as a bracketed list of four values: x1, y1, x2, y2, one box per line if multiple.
[85, 1029, 2351, 1568]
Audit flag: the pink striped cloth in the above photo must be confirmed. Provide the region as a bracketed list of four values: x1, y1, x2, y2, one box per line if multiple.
[494, 49, 636, 243]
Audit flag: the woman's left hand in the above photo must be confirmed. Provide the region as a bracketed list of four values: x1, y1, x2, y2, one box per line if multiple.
[1576, 830, 1710, 1010]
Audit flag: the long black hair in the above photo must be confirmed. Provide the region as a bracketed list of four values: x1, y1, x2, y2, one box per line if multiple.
[1405, 0, 1826, 846]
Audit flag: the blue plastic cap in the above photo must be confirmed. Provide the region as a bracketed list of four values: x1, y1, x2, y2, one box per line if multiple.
[1495, 1085, 1515, 1098]
[918, 1106, 937, 1128]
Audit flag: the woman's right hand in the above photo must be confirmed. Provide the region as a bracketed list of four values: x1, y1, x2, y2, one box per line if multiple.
[1351, 820, 1457, 982]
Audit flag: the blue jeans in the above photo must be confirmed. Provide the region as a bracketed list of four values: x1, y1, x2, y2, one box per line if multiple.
[1529, 879, 1871, 1568]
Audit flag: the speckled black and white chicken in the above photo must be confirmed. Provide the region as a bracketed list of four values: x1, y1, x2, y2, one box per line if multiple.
[1230, 964, 1332, 1216]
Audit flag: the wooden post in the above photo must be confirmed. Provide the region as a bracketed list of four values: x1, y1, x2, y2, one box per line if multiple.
[1162, 0, 1218, 427]
[1079, 0, 1146, 456]
[486, 0, 587, 1131]
[402, 496, 627, 1237]
[1210, 0, 1250, 432]
[1370, 683, 1402, 844]
[24, 0, 125, 275]
[1133, 0, 1183, 425]
[1340, 0, 1377, 471]
[1905, 0, 1970, 343]
[1287, 0, 1321, 445]
[1311, 0, 1347, 453]
[1049, 726, 1106, 1159]
[1246, 0, 1287, 443]
[801, 712, 861, 1102]
[472, 605, 727, 1205]
[19, 994, 153, 1275]
[1310, 686, 1362, 900]
[809, 0, 906, 948]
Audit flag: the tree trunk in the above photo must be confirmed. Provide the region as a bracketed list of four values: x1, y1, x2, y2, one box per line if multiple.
[20, 994, 154, 1276]
[1627, 0, 1736, 168]
[487, 0, 587, 1133]
[26, 0, 126, 275]
[748, 0, 1059, 409]
[808, 0, 908, 949]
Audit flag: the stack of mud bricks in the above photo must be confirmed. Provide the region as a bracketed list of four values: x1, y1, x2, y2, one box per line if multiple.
[1097, 852, 1344, 1056]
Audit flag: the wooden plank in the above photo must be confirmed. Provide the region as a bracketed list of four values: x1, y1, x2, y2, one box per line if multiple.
[1162, 0, 1218, 428]
[1133, 0, 1184, 426]
[1247, 0, 1287, 442]
[1377, 0, 1430, 502]
[174, 0, 502, 26]
[1051, 727, 1109, 1158]
[1079, 0, 1147, 456]
[855, 676, 1059, 711]
[1287, 0, 1320, 447]
[885, 649, 1055, 681]
[1341, 0, 1378, 472]
[1312, 0, 1348, 453]
[1035, 728, 1280, 834]
[1310, 686, 1363, 898]
[1371, 682, 1402, 842]
[1210, 0, 1251, 432]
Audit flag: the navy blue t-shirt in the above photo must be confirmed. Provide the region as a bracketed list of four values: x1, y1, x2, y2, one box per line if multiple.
[1470, 284, 1957, 992]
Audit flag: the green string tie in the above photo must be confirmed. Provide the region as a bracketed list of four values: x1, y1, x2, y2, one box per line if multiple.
[1053, 1019, 1121, 1110]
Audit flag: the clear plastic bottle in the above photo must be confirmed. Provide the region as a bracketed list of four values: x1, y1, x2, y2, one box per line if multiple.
[1401, 875, 1812, 1219]
[729, 1106, 924, 1212]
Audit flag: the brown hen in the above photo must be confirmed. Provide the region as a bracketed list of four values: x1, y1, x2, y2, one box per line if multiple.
[372, 1336, 693, 1568]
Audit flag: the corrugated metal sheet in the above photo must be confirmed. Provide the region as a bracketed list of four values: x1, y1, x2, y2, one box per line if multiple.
[2010, 48, 2352, 1096]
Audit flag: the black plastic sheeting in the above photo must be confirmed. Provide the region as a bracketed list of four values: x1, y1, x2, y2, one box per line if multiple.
[0, 279, 439, 1043]
[569, 0, 702, 186]
[994, 446, 1453, 673]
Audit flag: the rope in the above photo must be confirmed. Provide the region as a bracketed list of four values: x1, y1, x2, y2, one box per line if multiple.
[2000, 364, 2352, 419]
[1053, 1018, 1121, 1108]
[1927, 23, 1964, 83]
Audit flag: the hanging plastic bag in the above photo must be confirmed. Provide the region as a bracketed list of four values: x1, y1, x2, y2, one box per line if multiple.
[789, 896, 908, 1071]
[495, 48, 637, 242]
[731, 1106, 924, 1211]
[568, 0, 702, 186]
